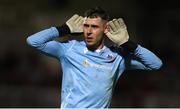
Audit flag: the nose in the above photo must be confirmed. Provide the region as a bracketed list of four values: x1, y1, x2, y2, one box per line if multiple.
[87, 32, 92, 36]
[87, 27, 92, 36]
[87, 27, 92, 33]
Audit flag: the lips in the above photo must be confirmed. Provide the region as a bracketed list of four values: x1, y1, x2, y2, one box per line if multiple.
[86, 38, 93, 42]
[86, 34, 93, 40]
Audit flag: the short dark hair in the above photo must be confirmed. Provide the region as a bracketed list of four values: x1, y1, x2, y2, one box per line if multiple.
[84, 7, 110, 21]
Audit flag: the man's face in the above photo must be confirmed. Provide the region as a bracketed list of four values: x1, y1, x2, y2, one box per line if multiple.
[83, 17, 107, 49]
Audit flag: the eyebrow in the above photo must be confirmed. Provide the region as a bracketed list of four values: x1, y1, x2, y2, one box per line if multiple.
[91, 25, 99, 28]
[83, 24, 89, 27]
[83, 24, 99, 28]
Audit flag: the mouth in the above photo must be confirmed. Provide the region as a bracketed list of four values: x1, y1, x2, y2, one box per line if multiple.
[85, 37, 93, 43]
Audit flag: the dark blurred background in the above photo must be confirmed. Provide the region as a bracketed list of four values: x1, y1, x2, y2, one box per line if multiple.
[0, 0, 180, 107]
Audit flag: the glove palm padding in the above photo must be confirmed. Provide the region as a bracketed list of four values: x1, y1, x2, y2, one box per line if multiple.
[66, 14, 84, 33]
[106, 18, 129, 46]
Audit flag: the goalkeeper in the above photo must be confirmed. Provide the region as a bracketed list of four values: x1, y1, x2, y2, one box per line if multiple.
[26, 7, 162, 108]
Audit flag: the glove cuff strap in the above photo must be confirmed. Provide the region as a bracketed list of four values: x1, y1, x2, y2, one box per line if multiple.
[120, 40, 138, 54]
[56, 24, 70, 36]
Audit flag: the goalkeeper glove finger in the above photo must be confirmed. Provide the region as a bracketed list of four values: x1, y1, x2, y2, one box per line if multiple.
[106, 18, 129, 46]
[66, 14, 84, 33]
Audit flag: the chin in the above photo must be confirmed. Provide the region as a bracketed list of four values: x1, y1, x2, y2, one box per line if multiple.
[86, 43, 94, 47]
[85, 42, 95, 48]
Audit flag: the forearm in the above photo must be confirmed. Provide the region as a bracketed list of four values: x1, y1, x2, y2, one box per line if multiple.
[26, 27, 59, 48]
[131, 45, 163, 70]
[120, 40, 162, 70]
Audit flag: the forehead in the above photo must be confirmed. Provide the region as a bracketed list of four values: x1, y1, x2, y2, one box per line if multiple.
[84, 17, 103, 24]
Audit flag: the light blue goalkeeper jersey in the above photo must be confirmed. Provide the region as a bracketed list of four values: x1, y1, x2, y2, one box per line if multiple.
[26, 27, 162, 108]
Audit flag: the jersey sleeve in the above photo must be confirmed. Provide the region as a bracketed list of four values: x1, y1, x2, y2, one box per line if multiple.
[26, 27, 71, 59]
[125, 45, 163, 70]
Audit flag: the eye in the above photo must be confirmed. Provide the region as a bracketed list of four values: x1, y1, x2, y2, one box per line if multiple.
[91, 25, 99, 29]
[83, 24, 89, 28]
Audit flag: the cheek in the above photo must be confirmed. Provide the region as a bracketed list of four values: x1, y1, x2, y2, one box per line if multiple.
[96, 29, 104, 36]
[83, 28, 88, 36]
[95, 31, 104, 40]
[83, 27, 87, 33]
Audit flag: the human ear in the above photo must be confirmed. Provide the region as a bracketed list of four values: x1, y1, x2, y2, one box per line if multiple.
[104, 22, 109, 34]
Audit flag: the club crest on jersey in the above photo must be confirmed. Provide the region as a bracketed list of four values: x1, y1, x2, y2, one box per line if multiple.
[107, 54, 113, 60]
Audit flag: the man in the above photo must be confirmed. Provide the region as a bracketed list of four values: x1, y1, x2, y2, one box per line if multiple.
[26, 7, 162, 108]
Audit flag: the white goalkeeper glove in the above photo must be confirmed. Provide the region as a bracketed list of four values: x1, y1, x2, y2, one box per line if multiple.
[106, 18, 129, 46]
[66, 14, 84, 33]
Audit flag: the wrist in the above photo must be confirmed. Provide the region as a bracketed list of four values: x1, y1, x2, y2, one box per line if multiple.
[120, 40, 138, 54]
[56, 24, 70, 36]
